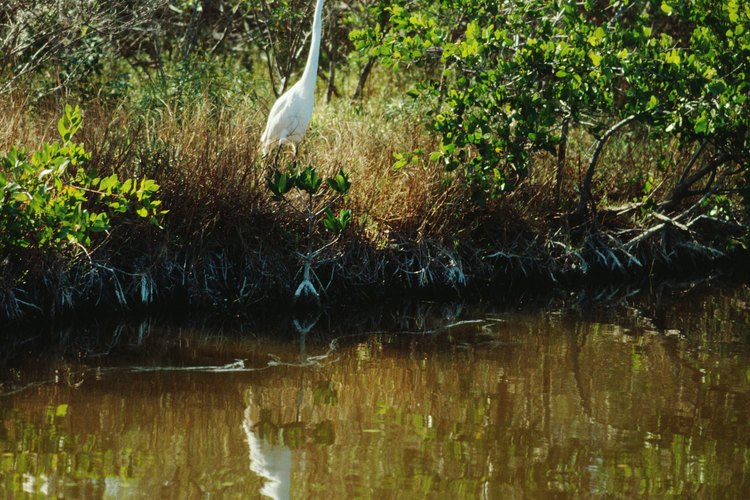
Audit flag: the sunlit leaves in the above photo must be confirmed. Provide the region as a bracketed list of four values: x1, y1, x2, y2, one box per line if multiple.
[727, 0, 739, 23]
[694, 112, 711, 134]
[664, 49, 681, 65]
[57, 104, 82, 142]
[355, 0, 750, 201]
[0, 105, 167, 256]
[297, 165, 322, 195]
[327, 170, 351, 195]
[266, 163, 353, 235]
[587, 26, 606, 47]
[588, 50, 602, 67]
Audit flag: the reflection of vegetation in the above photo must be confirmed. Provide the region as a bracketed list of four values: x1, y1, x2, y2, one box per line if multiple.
[0, 404, 148, 496]
[312, 380, 338, 405]
[252, 419, 336, 449]
[2, 284, 750, 496]
[241, 318, 750, 497]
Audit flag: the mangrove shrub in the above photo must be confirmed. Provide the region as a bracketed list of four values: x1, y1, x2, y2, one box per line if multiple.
[0, 105, 166, 264]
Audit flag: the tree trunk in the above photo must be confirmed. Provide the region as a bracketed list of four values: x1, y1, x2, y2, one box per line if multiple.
[574, 114, 637, 223]
[351, 57, 375, 102]
[660, 152, 728, 212]
[326, 5, 337, 104]
[555, 117, 569, 204]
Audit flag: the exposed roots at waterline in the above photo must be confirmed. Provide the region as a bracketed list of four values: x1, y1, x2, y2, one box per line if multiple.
[1, 206, 745, 323]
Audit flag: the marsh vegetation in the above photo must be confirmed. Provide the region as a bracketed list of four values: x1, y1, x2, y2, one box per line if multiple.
[1, 0, 749, 320]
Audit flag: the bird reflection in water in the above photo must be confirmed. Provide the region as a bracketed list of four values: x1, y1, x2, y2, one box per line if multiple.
[243, 312, 318, 499]
[242, 403, 293, 500]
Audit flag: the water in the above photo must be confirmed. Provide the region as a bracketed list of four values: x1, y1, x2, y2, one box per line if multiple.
[2, 280, 750, 498]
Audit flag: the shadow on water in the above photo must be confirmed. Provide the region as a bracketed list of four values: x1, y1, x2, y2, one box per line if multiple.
[1, 275, 750, 497]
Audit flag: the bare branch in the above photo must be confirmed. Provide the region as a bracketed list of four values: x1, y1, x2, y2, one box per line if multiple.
[574, 114, 638, 222]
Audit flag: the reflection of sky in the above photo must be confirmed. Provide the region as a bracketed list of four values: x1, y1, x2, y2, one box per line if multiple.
[105, 476, 129, 499]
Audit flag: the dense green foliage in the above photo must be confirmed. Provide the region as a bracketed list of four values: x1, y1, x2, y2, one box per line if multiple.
[0, 105, 165, 260]
[4, 1, 747, 209]
[354, 0, 750, 204]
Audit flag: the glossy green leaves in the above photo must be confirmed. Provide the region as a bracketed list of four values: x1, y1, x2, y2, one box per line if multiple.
[268, 165, 351, 200]
[327, 170, 352, 196]
[323, 208, 351, 235]
[0, 105, 167, 256]
[267, 163, 352, 235]
[356, 0, 750, 201]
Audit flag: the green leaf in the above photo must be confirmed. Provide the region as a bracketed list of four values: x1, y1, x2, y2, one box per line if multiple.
[587, 26, 605, 47]
[57, 115, 70, 142]
[90, 213, 110, 232]
[267, 169, 293, 199]
[326, 169, 351, 195]
[728, 0, 739, 23]
[664, 49, 681, 65]
[298, 165, 322, 195]
[694, 115, 709, 134]
[99, 174, 119, 192]
[393, 158, 408, 170]
[323, 209, 338, 233]
[588, 50, 602, 67]
[322, 208, 352, 234]
[337, 209, 351, 232]
[12, 192, 29, 202]
[142, 179, 160, 192]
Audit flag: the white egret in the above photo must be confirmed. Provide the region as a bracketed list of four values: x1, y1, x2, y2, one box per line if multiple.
[260, 0, 325, 165]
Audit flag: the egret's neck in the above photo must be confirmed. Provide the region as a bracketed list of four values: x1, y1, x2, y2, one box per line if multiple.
[300, 0, 325, 95]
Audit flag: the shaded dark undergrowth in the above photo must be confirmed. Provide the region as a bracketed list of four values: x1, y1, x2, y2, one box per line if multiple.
[2, 267, 747, 371]
[2, 198, 748, 325]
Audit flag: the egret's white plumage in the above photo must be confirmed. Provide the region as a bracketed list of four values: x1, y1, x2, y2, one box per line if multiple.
[260, 0, 325, 159]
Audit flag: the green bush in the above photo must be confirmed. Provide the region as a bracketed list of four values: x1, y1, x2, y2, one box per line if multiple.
[0, 105, 167, 259]
[355, 0, 750, 205]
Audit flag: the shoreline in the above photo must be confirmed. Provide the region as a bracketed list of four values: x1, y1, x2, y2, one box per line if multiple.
[2, 222, 746, 325]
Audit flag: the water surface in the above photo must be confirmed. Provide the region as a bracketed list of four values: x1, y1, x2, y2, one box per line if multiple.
[2, 281, 750, 497]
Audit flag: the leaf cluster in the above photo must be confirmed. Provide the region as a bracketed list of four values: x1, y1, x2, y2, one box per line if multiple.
[0, 105, 167, 260]
[267, 164, 352, 234]
[355, 0, 750, 202]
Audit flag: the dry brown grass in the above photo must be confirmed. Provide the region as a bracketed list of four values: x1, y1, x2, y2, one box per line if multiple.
[2, 86, 473, 248]
[1, 88, 723, 246]
[1, 84, 480, 313]
[4, 83, 690, 252]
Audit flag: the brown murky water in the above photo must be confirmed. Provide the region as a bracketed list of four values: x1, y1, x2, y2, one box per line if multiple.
[2, 281, 750, 498]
